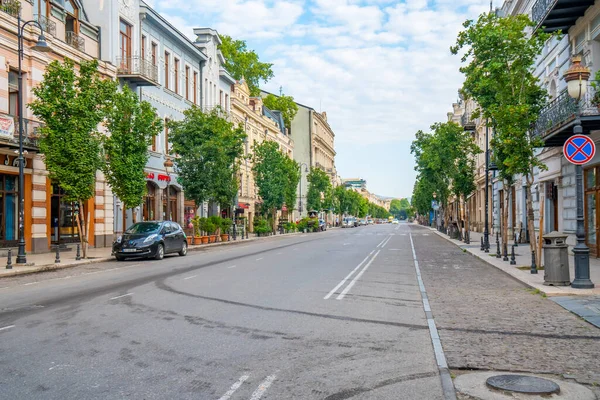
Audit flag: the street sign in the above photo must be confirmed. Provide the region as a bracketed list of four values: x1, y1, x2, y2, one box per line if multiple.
[564, 135, 596, 165]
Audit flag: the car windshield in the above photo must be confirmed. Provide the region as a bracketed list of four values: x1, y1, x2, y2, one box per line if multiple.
[125, 222, 161, 234]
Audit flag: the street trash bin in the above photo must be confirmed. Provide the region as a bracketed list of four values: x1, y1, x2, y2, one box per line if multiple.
[543, 231, 570, 286]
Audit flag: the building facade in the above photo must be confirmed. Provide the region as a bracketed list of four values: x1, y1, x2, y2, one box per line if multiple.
[231, 79, 294, 230]
[0, 0, 115, 253]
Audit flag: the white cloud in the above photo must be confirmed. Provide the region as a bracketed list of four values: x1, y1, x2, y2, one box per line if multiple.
[149, 0, 490, 197]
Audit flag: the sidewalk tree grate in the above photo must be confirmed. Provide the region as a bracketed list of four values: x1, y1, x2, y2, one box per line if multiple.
[486, 375, 560, 395]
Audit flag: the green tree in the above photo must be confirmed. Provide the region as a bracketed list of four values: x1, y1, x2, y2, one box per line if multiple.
[103, 86, 163, 220]
[252, 140, 299, 230]
[219, 35, 274, 96]
[451, 12, 556, 265]
[262, 94, 298, 130]
[169, 107, 245, 211]
[306, 168, 332, 211]
[29, 59, 115, 258]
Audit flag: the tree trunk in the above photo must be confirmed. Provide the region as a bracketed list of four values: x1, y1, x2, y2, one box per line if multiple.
[76, 202, 88, 259]
[525, 175, 538, 267]
[465, 195, 470, 238]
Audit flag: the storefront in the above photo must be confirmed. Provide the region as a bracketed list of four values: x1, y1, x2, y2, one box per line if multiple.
[50, 183, 80, 245]
[585, 166, 599, 257]
[0, 173, 18, 247]
[142, 181, 157, 221]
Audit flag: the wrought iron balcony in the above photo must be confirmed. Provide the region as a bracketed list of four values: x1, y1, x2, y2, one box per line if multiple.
[0, 0, 20, 18]
[116, 56, 158, 86]
[66, 31, 85, 52]
[0, 114, 43, 149]
[532, 84, 600, 144]
[35, 14, 56, 37]
[461, 111, 476, 131]
[532, 0, 594, 33]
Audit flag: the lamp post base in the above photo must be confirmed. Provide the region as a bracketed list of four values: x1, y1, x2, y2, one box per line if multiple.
[572, 245, 595, 288]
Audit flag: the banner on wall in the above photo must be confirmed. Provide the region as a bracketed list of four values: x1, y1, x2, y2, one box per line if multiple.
[0, 114, 15, 139]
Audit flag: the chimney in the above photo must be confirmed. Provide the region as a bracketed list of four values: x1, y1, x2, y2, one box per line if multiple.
[322, 111, 327, 121]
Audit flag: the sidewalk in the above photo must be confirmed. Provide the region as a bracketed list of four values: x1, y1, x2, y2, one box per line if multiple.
[427, 226, 600, 296]
[0, 231, 308, 279]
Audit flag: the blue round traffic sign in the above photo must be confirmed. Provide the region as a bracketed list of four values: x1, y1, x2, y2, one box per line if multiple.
[564, 135, 596, 165]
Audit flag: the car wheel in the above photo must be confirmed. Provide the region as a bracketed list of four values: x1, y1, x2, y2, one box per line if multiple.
[155, 243, 164, 260]
[115, 255, 125, 261]
[179, 241, 187, 257]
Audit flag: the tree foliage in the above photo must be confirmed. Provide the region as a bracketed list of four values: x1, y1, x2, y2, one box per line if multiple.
[103, 85, 163, 211]
[390, 198, 413, 219]
[451, 12, 557, 265]
[252, 141, 297, 211]
[29, 59, 115, 258]
[262, 94, 298, 130]
[169, 107, 245, 209]
[219, 35, 274, 96]
[306, 168, 332, 211]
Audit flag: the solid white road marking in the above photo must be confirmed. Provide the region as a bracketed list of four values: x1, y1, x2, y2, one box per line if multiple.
[183, 275, 197, 280]
[24, 282, 39, 286]
[381, 236, 392, 248]
[228, 265, 237, 269]
[256, 258, 264, 261]
[0, 325, 15, 332]
[109, 293, 133, 300]
[324, 252, 373, 300]
[376, 236, 388, 248]
[217, 375, 250, 400]
[336, 250, 381, 300]
[249, 375, 277, 400]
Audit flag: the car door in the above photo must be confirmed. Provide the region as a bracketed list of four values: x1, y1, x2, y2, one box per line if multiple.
[162, 223, 175, 253]
[171, 222, 184, 252]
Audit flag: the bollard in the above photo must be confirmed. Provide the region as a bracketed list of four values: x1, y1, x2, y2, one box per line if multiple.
[76, 244, 81, 261]
[510, 244, 516, 265]
[480, 236, 484, 251]
[496, 233, 501, 258]
[530, 250, 537, 274]
[232, 224, 236, 241]
[6, 249, 12, 270]
[503, 242, 508, 261]
[465, 231, 470, 244]
[55, 245, 61, 264]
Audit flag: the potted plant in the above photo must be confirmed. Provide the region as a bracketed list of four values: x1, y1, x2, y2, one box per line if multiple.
[198, 217, 210, 244]
[191, 216, 202, 245]
[220, 218, 232, 241]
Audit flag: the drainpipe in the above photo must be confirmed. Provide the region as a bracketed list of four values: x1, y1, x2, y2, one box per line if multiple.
[199, 59, 205, 108]
[97, 26, 101, 60]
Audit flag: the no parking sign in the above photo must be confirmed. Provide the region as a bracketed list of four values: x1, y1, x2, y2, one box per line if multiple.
[563, 135, 596, 165]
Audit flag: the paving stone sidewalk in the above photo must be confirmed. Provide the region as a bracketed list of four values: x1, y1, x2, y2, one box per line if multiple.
[410, 224, 600, 397]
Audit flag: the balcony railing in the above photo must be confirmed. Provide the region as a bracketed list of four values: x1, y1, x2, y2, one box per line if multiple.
[531, 0, 555, 27]
[531, 0, 594, 32]
[35, 14, 56, 37]
[0, 0, 20, 18]
[0, 114, 43, 148]
[66, 31, 85, 52]
[532, 84, 600, 139]
[461, 111, 477, 130]
[116, 56, 158, 84]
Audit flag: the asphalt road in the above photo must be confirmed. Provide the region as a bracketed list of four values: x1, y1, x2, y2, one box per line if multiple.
[0, 223, 445, 399]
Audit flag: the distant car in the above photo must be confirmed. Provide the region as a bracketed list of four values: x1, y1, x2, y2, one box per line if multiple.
[318, 219, 327, 231]
[358, 219, 367, 226]
[342, 217, 356, 228]
[113, 221, 187, 261]
[392, 219, 399, 224]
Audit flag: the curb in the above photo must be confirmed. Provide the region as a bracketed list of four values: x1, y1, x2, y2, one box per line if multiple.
[0, 230, 316, 280]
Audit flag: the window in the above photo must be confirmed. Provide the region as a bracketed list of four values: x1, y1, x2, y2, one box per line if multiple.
[151, 131, 157, 152]
[164, 118, 170, 153]
[151, 43, 157, 66]
[185, 66, 189, 100]
[193, 72, 198, 104]
[205, 79, 208, 106]
[164, 52, 169, 88]
[225, 94, 229, 111]
[220, 90, 223, 106]
[119, 20, 132, 66]
[65, 0, 79, 34]
[8, 71, 19, 117]
[141, 35, 146, 60]
[174, 58, 179, 94]
[33, 0, 50, 18]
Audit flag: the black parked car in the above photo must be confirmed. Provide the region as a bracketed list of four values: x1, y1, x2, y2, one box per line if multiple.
[113, 221, 187, 261]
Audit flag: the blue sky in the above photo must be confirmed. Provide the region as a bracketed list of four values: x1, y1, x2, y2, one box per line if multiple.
[146, 0, 490, 199]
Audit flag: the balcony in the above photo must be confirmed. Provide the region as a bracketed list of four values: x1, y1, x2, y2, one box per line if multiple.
[66, 31, 85, 52]
[532, 84, 600, 146]
[532, 0, 595, 33]
[0, 114, 42, 150]
[461, 112, 477, 131]
[35, 14, 56, 37]
[0, 0, 19, 18]
[116, 56, 159, 86]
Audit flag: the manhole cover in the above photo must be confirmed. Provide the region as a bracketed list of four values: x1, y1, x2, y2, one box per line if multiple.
[486, 375, 560, 394]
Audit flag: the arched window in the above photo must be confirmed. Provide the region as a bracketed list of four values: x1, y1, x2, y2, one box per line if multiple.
[549, 80, 557, 100]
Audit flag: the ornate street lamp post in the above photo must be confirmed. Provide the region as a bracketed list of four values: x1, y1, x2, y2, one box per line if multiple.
[564, 55, 594, 288]
[164, 157, 174, 222]
[16, 15, 51, 264]
[432, 191, 437, 230]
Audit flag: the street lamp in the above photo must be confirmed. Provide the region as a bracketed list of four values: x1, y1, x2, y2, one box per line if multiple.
[16, 15, 51, 264]
[164, 157, 174, 221]
[432, 191, 437, 230]
[298, 162, 309, 215]
[563, 55, 594, 288]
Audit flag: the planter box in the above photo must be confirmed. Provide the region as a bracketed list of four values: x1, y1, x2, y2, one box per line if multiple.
[220, 234, 229, 242]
